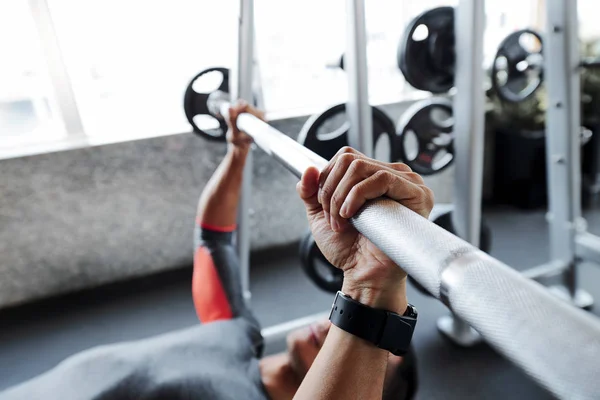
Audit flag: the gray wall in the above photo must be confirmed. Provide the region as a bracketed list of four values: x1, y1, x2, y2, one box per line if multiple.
[0, 102, 453, 309]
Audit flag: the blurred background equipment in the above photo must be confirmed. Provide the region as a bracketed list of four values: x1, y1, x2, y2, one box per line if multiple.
[184, 67, 231, 141]
[394, 97, 454, 175]
[296, 104, 397, 161]
[491, 29, 544, 104]
[397, 6, 455, 94]
[299, 231, 343, 294]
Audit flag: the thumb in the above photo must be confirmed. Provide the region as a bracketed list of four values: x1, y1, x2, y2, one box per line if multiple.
[227, 107, 239, 132]
[296, 166, 321, 215]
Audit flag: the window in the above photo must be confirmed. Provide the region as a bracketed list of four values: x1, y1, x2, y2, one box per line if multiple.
[579, 1, 600, 39]
[0, 0, 578, 157]
[255, 0, 437, 116]
[254, 0, 347, 117]
[256, 0, 540, 115]
[46, 0, 237, 139]
[0, 0, 66, 151]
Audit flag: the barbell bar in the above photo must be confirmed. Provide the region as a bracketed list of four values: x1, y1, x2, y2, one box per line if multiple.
[209, 91, 600, 400]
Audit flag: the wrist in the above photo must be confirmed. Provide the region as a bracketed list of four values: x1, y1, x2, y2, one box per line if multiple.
[227, 145, 250, 161]
[341, 279, 408, 315]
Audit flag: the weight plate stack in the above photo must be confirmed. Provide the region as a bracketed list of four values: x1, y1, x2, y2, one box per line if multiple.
[491, 29, 544, 104]
[398, 6, 455, 94]
[297, 104, 398, 161]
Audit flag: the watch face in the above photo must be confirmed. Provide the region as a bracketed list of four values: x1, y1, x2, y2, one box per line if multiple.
[404, 304, 418, 319]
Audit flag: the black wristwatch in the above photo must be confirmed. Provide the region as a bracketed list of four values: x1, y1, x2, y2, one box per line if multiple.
[329, 291, 417, 356]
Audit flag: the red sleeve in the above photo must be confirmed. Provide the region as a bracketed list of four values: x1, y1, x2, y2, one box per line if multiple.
[192, 246, 234, 323]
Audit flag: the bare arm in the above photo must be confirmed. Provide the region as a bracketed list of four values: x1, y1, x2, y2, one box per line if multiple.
[294, 282, 408, 400]
[196, 147, 248, 228]
[196, 101, 263, 228]
[296, 328, 388, 399]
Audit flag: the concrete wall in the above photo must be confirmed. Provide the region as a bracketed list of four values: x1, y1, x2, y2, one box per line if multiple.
[0, 102, 453, 309]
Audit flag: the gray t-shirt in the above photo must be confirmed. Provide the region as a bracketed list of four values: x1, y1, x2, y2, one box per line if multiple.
[0, 318, 268, 400]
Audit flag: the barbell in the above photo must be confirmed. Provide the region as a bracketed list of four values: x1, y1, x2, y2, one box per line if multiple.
[201, 89, 600, 399]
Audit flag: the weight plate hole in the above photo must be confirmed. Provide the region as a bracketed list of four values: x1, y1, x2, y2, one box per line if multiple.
[432, 133, 453, 147]
[316, 120, 350, 142]
[404, 130, 419, 161]
[516, 60, 528, 72]
[192, 71, 223, 94]
[340, 309, 344, 315]
[432, 150, 453, 171]
[494, 55, 508, 74]
[192, 115, 221, 133]
[412, 24, 429, 42]
[518, 32, 542, 54]
[429, 107, 453, 129]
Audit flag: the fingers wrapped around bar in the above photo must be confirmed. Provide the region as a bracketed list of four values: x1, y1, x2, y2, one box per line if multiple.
[318, 147, 434, 231]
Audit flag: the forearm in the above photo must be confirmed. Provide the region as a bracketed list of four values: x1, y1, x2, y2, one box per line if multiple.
[197, 146, 249, 228]
[294, 326, 388, 400]
[294, 283, 408, 400]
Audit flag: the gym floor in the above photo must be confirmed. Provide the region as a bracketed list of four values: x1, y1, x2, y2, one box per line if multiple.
[1, 206, 600, 399]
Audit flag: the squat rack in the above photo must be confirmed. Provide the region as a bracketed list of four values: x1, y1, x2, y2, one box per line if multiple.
[232, 0, 376, 314]
[434, 0, 600, 345]
[233, 0, 600, 347]
[220, 1, 600, 397]
[231, 0, 492, 343]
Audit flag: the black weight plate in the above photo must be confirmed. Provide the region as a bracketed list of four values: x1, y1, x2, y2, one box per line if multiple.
[395, 98, 454, 175]
[299, 231, 343, 294]
[492, 29, 544, 103]
[297, 104, 397, 161]
[408, 210, 492, 297]
[184, 67, 229, 142]
[398, 6, 455, 94]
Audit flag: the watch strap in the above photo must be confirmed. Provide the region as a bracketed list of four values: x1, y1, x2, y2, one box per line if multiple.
[329, 291, 417, 356]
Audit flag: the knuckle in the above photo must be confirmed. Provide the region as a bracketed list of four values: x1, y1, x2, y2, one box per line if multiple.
[406, 172, 425, 184]
[425, 187, 435, 207]
[330, 193, 343, 209]
[339, 146, 356, 155]
[373, 169, 391, 182]
[338, 153, 357, 167]
[320, 186, 333, 201]
[348, 158, 368, 173]
[419, 187, 435, 207]
[348, 185, 364, 200]
[392, 162, 412, 172]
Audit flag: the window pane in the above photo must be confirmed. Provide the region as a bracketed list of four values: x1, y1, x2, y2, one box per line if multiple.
[0, 0, 66, 149]
[580, 0, 600, 38]
[47, 0, 237, 138]
[255, 0, 347, 115]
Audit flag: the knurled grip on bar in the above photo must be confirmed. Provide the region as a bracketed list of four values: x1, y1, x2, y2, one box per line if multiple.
[353, 200, 600, 399]
[442, 252, 600, 400]
[217, 105, 600, 399]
